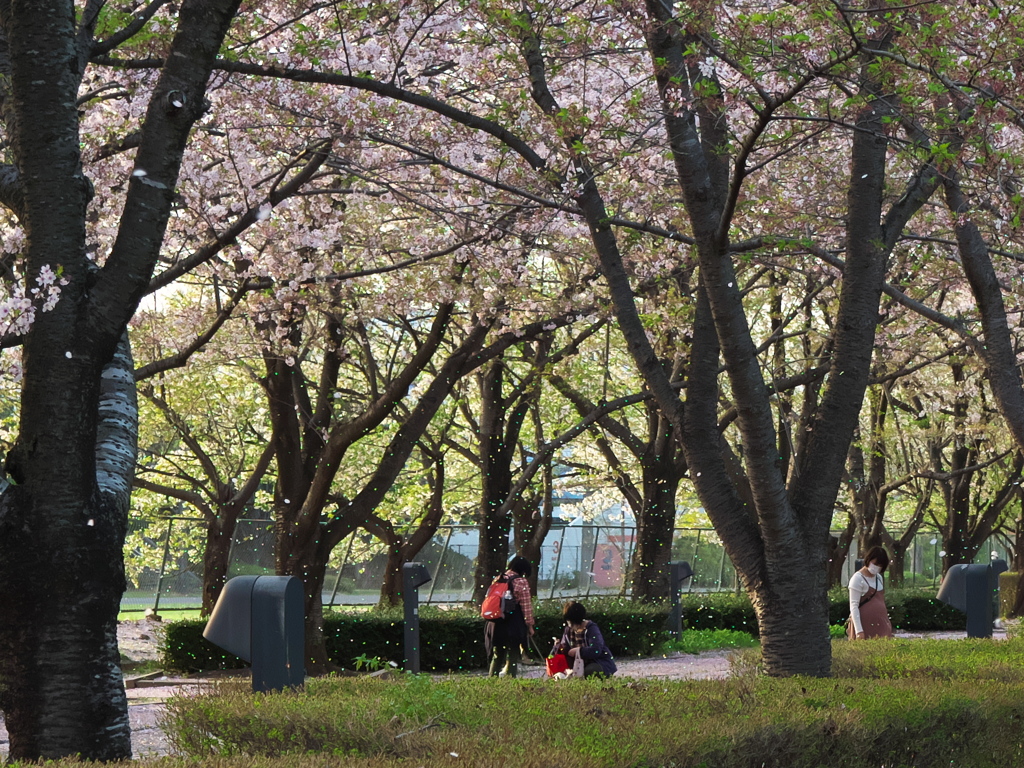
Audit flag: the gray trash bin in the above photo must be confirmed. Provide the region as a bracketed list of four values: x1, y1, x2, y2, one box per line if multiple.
[936, 559, 1008, 638]
[204, 575, 305, 692]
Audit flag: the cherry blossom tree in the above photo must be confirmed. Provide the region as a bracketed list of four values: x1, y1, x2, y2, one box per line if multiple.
[0, 1, 241, 759]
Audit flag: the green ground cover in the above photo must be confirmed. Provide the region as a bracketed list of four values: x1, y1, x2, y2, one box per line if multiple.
[830, 636, 1024, 681]
[658, 628, 760, 654]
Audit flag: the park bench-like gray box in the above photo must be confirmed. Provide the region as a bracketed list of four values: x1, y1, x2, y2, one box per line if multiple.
[936, 559, 1008, 639]
[203, 575, 305, 692]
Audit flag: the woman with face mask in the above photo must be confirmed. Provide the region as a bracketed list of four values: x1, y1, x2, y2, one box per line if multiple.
[847, 545, 895, 640]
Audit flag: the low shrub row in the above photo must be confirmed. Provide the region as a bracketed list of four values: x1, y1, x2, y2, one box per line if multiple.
[1000, 571, 1019, 617]
[682, 587, 966, 635]
[832, 587, 967, 631]
[162, 597, 669, 673]
[160, 673, 1024, 767]
[161, 588, 964, 672]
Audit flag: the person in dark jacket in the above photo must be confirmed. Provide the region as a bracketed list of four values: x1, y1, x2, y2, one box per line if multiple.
[483, 555, 535, 677]
[551, 600, 616, 678]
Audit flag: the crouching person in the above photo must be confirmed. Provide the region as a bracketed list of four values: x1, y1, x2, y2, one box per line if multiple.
[551, 600, 616, 678]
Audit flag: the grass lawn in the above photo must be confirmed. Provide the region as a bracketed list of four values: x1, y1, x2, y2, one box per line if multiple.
[148, 637, 1024, 768]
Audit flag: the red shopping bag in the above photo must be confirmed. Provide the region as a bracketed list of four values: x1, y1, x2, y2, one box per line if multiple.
[546, 653, 569, 677]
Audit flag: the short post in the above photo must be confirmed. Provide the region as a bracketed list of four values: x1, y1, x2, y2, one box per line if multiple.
[150, 517, 175, 619]
[668, 561, 694, 638]
[402, 562, 432, 673]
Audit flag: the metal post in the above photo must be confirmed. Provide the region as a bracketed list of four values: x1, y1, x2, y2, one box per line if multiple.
[549, 526, 567, 600]
[152, 517, 175, 616]
[328, 533, 356, 607]
[425, 526, 453, 604]
[586, 525, 601, 597]
[716, 544, 727, 590]
[668, 561, 694, 637]
[689, 530, 702, 593]
[402, 563, 432, 673]
[622, 527, 636, 598]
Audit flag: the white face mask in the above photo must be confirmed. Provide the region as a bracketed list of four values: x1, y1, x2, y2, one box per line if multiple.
[867, 563, 882, 576]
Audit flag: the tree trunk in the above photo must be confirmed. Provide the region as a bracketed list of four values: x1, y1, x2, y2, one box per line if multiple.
[378, 539, 405, 608]
[513, 416, 557, 596]
[135, 391, 275, 619]
[827, 518, 856, 588]
[0, 490, 131, 760]
[201, 514, 236, 617]
[888, 544, 908, 588]
[474, 511, 513, 602]
[751, 558, 831, 677]
[1014, 512, 1024, 573]
[515, 3, 927, 678]
[548, 369, 685, 602]
[630, 458, 682, 601]
[278, 540, 333, 674]
[0, 339, 138, 760]
[472, 360, 519, 601]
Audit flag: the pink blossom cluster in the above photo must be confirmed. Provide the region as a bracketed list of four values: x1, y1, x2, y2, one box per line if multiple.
[0, 265, 68, 345]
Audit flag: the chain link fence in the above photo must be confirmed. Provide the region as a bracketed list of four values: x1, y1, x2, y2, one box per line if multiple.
[121, 516, 1017, 614]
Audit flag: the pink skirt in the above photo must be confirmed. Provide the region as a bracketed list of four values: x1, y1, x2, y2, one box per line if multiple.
[858, 590, 894, 638]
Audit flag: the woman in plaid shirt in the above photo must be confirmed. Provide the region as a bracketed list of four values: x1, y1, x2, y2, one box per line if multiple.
[483, 555, 535, 677]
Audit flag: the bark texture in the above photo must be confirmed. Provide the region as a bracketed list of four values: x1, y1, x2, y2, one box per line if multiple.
[0, 2, 241, 758]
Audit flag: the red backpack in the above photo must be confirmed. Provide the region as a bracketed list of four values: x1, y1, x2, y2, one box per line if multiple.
[480, 574, 518, 620]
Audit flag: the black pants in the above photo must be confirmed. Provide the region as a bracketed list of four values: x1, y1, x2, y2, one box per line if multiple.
[484, 617, 526, 677]
[488, 641, 522, 677]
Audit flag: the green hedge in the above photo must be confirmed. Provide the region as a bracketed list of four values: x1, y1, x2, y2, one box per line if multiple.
[163, 617, 246, 673]
[830, 587, 967, 631]
[1000, 572, 1019, 617]
[162, 589, 967, 672]
[680, 592, 760, 634]
[161, 597, 670, 673]
[679, 588, 965, 636]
